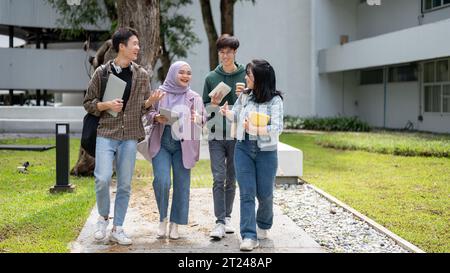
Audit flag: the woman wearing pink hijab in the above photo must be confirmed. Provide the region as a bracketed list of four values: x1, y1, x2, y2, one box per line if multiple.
[147, 61, 206, 240]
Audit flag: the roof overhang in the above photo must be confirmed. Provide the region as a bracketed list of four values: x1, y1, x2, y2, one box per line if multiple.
[318, 18, 450, 73]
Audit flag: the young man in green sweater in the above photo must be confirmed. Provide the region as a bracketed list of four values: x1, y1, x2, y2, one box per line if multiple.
[203, 34, 246, 240]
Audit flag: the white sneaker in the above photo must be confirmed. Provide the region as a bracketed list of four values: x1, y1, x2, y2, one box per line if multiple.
[94, 216, 109, 241]
[240, 238, 259, 251]
[110, 226, 132, 245]
[257, 227, 269, 240]
[169, 222, 179, 240]
[224, 217, 235, 234]
[157, 218, 168, 238]
[209, 223, 226, 240]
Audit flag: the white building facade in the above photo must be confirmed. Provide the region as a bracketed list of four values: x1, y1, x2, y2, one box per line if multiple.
[180, 0, 450, 133]
[0, 0, 109, 132]
[1, 0, 449, 133]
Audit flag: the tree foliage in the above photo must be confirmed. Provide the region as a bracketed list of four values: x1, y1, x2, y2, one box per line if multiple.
[46, 0, 115, 39]
[46, 0, 200, 81]
[160, 0, 200, 61]
[158, 0, 200, 82]
[200, 0, 255, 70]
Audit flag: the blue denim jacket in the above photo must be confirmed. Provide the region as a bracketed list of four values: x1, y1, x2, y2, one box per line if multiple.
[231, 92, 284, 151]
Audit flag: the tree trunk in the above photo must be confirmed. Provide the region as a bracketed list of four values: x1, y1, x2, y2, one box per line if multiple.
[70, 146, 95, 177]
[89, 39, 115, 69]
[116, 0, 160, 73]
[157, 22, 171, 83]
[71, 0, 160, 177]
[199, 0, 219, 70]
[221, 0, 235, 35]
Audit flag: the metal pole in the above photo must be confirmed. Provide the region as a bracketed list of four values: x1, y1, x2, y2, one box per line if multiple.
[50, 123, 75, 193]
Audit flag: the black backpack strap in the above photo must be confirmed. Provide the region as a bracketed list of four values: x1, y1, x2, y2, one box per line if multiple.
[99, 64, 109, 101]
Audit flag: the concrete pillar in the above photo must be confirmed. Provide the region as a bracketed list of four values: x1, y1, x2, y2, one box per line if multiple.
[36, 31, 41, 106]
[9, 26, 14, 105]
[43, 39, 48, 106]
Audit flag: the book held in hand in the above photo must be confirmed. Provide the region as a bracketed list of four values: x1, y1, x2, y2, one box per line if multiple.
[249, 112, 271, 127]
[103, 73, 127, 117]
[160, 107, 180, 125]
[208, 81, 231, 102]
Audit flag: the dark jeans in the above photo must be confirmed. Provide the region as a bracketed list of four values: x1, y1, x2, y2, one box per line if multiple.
[208, 139, 237, 224]
[234, 139, 278, 240]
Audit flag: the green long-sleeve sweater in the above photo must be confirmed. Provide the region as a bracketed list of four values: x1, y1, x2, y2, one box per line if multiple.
[202, 63, 246, 139]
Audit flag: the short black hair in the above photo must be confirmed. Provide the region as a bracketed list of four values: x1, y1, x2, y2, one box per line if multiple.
[216, 34, 240, 51]
[112, 27, 139, 53]
[247, 59, 283, 103]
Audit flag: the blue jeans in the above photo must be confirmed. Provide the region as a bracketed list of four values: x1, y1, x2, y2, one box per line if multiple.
[152, 126, 191, 225]
[94, 136, 137, 227]
[234, 138, 278, 240]
[209, 139, 237, 224]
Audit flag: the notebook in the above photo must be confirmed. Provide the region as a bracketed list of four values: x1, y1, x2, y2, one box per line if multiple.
[208, 81, 231, 102]
[160, 107, 180, 125]
[102, 73, 127, 117]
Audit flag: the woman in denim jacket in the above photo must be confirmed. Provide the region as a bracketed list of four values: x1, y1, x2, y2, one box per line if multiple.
[220, 59, 284, 251]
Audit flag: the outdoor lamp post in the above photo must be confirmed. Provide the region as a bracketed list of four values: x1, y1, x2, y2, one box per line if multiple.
[50, 123, 75, 193]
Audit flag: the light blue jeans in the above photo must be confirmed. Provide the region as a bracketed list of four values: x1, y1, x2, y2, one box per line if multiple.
[94, 136, 137, 227]
[152, 126, 191, 225]
[234, 137, 278, 240]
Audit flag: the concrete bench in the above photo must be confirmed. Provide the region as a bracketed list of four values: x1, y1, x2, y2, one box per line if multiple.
[276, 142, 303, 185]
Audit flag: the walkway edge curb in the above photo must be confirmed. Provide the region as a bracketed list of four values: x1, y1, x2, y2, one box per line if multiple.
[306, 183, 426, 253]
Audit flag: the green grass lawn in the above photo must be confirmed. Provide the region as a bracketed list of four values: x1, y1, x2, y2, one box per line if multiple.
[281, 133, 450, 253]
[0, 138, 94, 253]
[1, 132, 448, 253]
[0, 137, 213, 253]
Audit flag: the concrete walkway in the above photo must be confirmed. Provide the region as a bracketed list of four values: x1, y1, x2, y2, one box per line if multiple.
[70, 188, 324, 253]
[70, 138, 325, 253]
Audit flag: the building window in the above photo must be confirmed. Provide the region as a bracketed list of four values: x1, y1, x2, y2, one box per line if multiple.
[424, 86, 441, 113]
[389, 64, 418, 82]
[423, 0, 450, 12]
[423, 59, 450, 114]
[360, 68, 384, 85]
[444, 85, 450, 113]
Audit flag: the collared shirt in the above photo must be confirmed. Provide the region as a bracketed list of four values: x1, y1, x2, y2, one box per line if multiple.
[231, 92, 284, 150]
[83, 60, 152, 142]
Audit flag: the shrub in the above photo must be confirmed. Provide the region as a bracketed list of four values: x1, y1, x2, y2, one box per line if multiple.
[314, 131, 450, 158]
[284, 116, 371, 132]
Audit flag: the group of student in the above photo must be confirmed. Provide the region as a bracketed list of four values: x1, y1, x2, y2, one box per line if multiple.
[83, 27, 284, 252]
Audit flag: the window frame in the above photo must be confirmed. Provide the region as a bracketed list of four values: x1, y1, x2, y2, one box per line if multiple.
[388, 63, 418, 83]
[422, 0, 450, 13]
[360, 68, 384, 86]
[422, 58, 450, 115]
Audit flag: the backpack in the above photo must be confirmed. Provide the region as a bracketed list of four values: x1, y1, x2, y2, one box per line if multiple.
[81, 65, 109, 157]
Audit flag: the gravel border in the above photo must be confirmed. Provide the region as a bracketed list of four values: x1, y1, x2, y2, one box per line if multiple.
[274, 184, 410, 253]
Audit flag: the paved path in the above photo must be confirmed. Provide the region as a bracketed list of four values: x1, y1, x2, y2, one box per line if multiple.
[71, 138, 325, 253]
[71, 187, 324, 253]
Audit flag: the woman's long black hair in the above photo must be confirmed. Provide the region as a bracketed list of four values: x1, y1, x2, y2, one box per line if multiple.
[246, 59, 283, 103]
